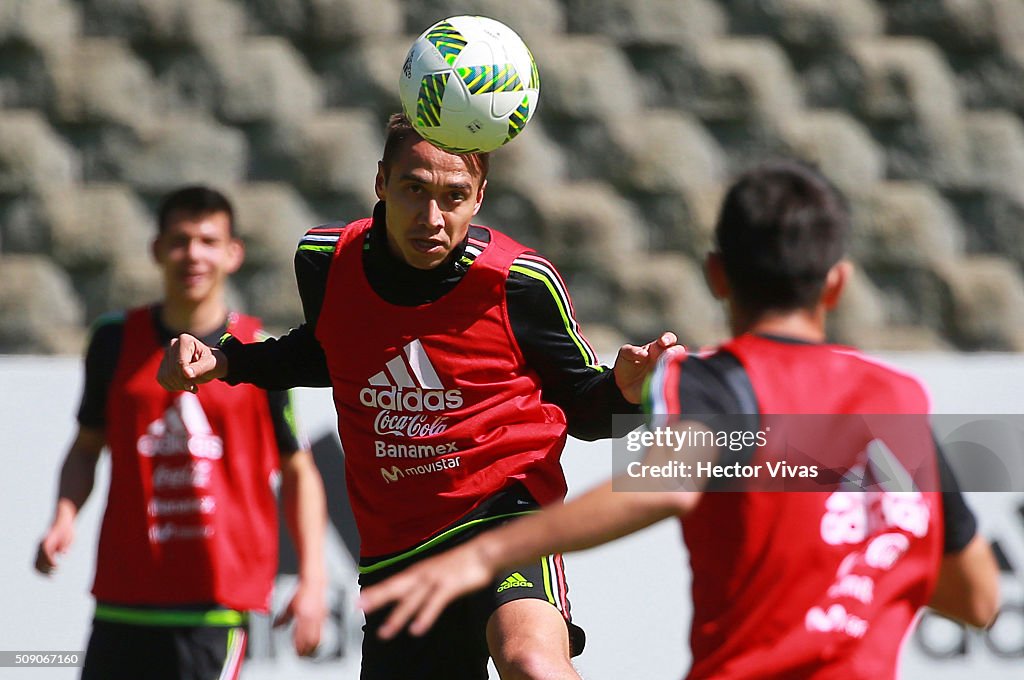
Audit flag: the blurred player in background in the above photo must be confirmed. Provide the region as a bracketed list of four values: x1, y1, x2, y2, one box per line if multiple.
[360, 160, 1001, 679]
[157, 114, 678, 680]
[35, 186, 328, 679]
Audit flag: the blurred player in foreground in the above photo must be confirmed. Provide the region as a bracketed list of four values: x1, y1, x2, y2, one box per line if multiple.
[360, 160, 1001, 679]
[35, 186, 328, 679]
[157, 114, 677, 680]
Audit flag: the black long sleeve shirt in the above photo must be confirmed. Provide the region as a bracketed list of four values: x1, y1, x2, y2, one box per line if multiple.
[220, 203, 637, 441]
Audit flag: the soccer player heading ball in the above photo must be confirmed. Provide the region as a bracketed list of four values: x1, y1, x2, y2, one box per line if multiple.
[158, 114, 680, 679]
[360, 160, 1001, 679]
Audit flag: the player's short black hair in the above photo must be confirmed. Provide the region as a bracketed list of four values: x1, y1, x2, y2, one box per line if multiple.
[157, 185, 235, 236]
[715, 159, 849, 312]
[381, 113, 490, 183]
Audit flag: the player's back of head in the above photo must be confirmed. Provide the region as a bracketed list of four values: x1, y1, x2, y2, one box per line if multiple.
[715, 160, 849, 313]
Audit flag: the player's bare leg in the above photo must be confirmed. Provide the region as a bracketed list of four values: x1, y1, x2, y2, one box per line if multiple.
[487, 599, 581, 680]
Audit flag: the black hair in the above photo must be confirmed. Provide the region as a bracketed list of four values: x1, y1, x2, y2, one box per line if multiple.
[715, 159, 849, 312]
[157, 185, 235, 236]
[380, 113, 490, 183]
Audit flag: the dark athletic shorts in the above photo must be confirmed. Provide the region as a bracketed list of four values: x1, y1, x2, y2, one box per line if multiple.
[81, 618, 247, 680]
[358, 484, 586, 680]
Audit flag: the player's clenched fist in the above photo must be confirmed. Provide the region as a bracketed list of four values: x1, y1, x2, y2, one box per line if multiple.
[157, 333, 227, 392]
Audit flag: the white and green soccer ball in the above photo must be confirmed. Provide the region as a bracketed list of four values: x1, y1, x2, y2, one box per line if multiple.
[399, 15, 540, 154]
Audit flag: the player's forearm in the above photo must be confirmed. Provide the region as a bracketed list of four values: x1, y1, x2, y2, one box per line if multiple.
[220, 326, 331, 390]
[475, 480, 682, 574]
[54, 433, 104, 520]
[281, 452, 328, 587]
[929, 534, 1000, 628]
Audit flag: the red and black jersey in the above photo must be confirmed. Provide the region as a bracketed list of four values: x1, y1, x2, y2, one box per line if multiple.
[219, 203, 632, 559]
[315, 219, 570, 557]
[646, 334, 966, 680]
[91, 307, 282, 611]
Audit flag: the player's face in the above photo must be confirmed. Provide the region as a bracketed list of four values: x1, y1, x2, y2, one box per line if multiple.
[152, 210, 242, 305]
[375, 138, 486, 270]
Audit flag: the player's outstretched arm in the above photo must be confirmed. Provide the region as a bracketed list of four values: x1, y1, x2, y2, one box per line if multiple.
[614, 332, 685, 404]
[360, 477, 695, 639]
[275, 449, 328, 656]
[929, 533, 1000, 628]
[35, 428, 105, 575]
[157, 334, 228, 393]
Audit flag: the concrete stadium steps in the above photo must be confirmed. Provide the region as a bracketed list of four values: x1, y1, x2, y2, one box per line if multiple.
[313, 36, 407, 117]
[0, 0, 81, 50]
[84, 115, 248, 191]
[211, 37, 322, 124]
[80, 0, 245, 47]
[47, 184, 153, 271]
[46, 38, 157, 126]
[233, 182, 318, 269]
[0, 111, 78, 194]
[0, 254, 84, 353]
[852, 182, 966, 269]
[727, 0, 884, 52]
[941, 255, 1024, 351]
[403, 0, 566, 39]
[882, 0, 1024, 55]
[232, 182, 320, 328]
[528, 35, 643, 120]
[564, 0, 725, 45]
[283, 110, 382, 205]
[1, 0, 1022, 353]
[776, 111, 885, 197]
[612, 251, 725, 348]
[248, 0, 403, 43]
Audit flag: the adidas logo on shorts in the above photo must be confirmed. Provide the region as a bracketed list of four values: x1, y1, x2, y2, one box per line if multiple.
[496, 572, 534, 593]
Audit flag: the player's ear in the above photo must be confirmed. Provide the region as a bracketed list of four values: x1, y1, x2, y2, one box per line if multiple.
[822, 260, 852, 310]
[225, 238, 245, 274]
[151, 236, 163, 265]
[472, 179, 486, 216]
[375, 161, 387, 200]
[704, 252, 729, 300]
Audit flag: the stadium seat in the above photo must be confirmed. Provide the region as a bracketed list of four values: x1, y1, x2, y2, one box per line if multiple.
[839, 38, 972, 183]
[943, 255, 1024, 350]
[284, 110, 382, 205]
[214, 37, 322, 124]
[0, 254, 84, 353]
[404, 0, 565, 39]
[0, 0, 80, 50]
[249, 0, 403, 43]
[233, 182, 319, 269]
[852, 182, 964, 268]
[46, 38, 156, 126]
[564, 0, 724, 46]
[614, 252, 725, 347]
[80, 0, 244, 47]
[728, 0, 883, 50]
[693, 37, 803, 125]
[315, 37, 408, 116]
[0, 111, 77, 194]
[527, 35, 642, 120]
[109, 115, 248, 192]
[777, 111, 885, 195]
[48, 184, 152, 271]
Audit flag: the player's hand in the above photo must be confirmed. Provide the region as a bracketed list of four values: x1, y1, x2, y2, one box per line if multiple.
[274, 580, 327, 656]
[359, 544, 494, 639]
[157, 334, 226, 393]
[614, 331, 685, 404]
[35, 519, 74, 576]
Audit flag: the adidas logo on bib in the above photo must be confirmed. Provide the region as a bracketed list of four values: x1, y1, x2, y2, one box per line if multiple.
[359, 339, 463, 413]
